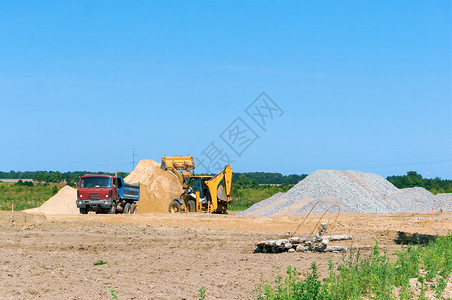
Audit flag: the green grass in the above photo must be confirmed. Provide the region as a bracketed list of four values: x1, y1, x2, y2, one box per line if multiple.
[229, 185, 293, 211]
[93, 260, 108, 266]
[255, 234, 452, 299]
[0, 183, 61, 211]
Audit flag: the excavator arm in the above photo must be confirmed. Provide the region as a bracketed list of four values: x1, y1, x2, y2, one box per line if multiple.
[205, 165, 233, 213]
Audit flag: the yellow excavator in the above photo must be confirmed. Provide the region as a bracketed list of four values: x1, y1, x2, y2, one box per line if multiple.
[161, 155, 233, 214]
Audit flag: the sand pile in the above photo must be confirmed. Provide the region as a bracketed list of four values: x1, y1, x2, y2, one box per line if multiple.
[124, 159, 161, 184]
[25, 186, 78, 215]
[125, 159, 183, 213]
[239, 170, 452, 216]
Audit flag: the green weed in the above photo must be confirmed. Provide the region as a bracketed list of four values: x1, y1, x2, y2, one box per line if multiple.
[108, 288, 118, 299]
[0, 183, 61, 211]
[93, 260, 108, 266]
[229, 186, 292, 211]
[197, 286, 206, 300]
[255, 234, 452, 299]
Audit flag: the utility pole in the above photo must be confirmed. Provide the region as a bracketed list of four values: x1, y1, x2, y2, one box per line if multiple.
[131, 148, 137, 171]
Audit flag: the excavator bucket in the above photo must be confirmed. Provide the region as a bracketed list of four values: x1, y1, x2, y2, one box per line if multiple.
[217, 185, 231, 202]
[161, 156, 195, 172]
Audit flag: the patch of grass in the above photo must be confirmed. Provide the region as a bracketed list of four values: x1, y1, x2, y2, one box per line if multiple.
[0, 183, 61, 211]
[229, 186, 292, 211]
[255, 234, 452, 299]
[93, 260, 108, 266]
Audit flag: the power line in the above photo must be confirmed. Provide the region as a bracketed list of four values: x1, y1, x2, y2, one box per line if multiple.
[131, 148, 137, 171]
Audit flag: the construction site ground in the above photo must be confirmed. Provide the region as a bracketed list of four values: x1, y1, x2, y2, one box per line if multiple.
[0, 211, 451, 299]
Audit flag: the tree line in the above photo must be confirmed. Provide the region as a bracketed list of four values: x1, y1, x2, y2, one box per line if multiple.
[1, 170, 451, 193]
[387, 171, 452, 194]
[0, 170, 308, 186]
[232, 172, 308, 186]
[0, 171, 128, 186]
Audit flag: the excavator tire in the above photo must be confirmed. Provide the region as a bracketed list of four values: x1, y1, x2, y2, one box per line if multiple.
[187, 200, 196, 212]
[123, 203, 131, 214]
[169, 200, 182, 213]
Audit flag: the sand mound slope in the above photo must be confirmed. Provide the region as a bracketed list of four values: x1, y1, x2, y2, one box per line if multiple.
[25, 186, 78, 215]
[125, 159, 183, 213]
[124, 159, 161, 184]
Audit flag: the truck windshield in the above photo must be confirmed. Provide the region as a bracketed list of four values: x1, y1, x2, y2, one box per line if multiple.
[80, 177, 112, 188]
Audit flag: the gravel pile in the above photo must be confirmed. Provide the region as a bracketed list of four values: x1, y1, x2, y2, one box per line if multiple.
[238, 170, 451, 216]
[434, 193, 452, 211]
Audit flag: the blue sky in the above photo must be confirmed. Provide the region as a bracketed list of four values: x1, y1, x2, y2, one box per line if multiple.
[0, 1, 451, 178]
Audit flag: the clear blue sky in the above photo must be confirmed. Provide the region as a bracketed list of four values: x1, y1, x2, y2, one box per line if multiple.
[1, 1, 451, 178]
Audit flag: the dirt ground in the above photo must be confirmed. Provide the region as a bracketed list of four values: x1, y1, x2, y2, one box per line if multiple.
[0, 211, 451, 299]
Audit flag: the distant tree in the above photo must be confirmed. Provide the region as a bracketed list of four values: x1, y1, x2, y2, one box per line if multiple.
[234, 174, 259, 188]
[387, 171, 452, 194]
[15, 180, 33, 187]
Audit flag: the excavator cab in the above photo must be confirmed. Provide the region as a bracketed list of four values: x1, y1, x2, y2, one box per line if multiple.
[190, 177, 206, 198]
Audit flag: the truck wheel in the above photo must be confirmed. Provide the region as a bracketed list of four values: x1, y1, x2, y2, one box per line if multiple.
[187, 200, 196, 212]
[109, 203, 116, 214]
[168, 200, 181, 213]
[123, 203, 131, 214]
[130, 203, 137, 214]
[79, 208, 88, 214]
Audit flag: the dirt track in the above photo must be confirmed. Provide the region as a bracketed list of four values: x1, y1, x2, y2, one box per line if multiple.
[0, 211, 451, 299]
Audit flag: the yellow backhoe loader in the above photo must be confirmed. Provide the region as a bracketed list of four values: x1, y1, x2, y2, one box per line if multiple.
[161, 155, 233, 214]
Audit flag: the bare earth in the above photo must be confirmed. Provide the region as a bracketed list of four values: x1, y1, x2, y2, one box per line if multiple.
[0, 211, 451, 299]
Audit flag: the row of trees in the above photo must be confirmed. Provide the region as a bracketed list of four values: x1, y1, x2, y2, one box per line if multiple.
[232, 172, 307, 185]
[0, 171, 37, 179]
[0, 171, 128, 186]
[1, 170, 308, 186]
[2, 170, 452, 193]
[387, 171, 452, 194]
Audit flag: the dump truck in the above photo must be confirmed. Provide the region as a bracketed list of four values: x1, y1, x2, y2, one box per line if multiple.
[161, 155, 233, 214]
[76, 174, 140, 214]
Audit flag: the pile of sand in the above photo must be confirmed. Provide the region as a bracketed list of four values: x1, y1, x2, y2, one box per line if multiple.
[124, 159, 161, 184]
[125, 159, 183, 213]
[25, 186, 78, 215]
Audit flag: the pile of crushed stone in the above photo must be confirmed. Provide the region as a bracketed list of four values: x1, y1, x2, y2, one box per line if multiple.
[125, 159, 182, 213]
[238, 170, 452, 216]
[25, 186, 78, 215]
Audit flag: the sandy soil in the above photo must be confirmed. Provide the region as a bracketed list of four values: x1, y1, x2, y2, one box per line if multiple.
[0, 179, 34, 183]
[0, 211, 450, 299]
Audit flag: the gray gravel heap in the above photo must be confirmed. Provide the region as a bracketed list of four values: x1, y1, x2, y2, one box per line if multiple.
[238, 170, 451, 216]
